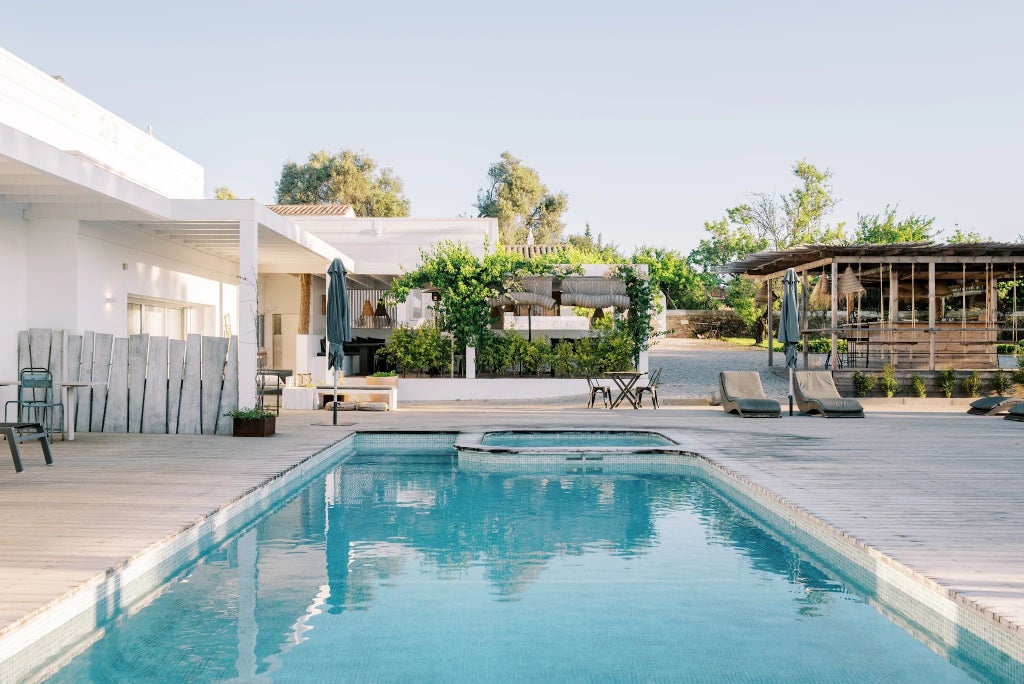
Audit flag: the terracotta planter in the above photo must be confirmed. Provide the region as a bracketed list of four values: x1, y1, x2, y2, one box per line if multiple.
[233, 416, 276, 437]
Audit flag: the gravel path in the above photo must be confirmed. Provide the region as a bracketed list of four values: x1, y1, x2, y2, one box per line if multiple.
[649, 338, 791, 400]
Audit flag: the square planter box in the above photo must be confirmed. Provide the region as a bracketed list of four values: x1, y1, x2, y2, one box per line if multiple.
[233, 416, 276, 437]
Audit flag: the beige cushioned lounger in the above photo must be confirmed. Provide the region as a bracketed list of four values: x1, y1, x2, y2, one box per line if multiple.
[794, 371, 864, 418]
[719, 371, 781, 418]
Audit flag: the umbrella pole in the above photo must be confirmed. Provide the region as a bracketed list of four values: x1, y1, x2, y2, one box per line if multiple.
[333, 369, 338, 426]
[788, 367, 794, 416]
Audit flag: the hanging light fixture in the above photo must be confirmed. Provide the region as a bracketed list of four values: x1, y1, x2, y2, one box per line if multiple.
[361, 299, 375, 317]
[837, 266, 866, 296]
[374, 299, 388, 317]
[592, 307, 605, 320]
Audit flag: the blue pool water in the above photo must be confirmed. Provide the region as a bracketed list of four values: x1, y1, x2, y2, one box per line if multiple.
[481, 430, 674, 447]
[44, 441, 983, 682]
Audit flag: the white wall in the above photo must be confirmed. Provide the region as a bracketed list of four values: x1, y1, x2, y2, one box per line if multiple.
[0, 204, 28, 405]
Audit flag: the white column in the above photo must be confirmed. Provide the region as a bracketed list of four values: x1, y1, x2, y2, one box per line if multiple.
[830, 260, 839, 369]
[465, 346, 476, 379]
[238, 220, 258, 407]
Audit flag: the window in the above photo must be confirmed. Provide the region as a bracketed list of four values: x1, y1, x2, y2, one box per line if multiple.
[127, 297, 191, 340]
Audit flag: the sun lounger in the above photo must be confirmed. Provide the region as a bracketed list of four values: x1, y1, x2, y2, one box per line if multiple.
[1005, 403, 1024, 422]
[967, 396, 1024, 415]
[718, 371, 781, 418]
[793, 371, 864, 418]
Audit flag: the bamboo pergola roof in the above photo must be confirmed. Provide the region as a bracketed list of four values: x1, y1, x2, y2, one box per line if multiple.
[722, 242, 1024, 280]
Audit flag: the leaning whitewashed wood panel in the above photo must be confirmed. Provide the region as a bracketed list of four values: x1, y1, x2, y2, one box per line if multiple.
[16, 331, 29, 382]
[76, 331, 94, 432]
[127, 335, 149, 434]
[200, 337, 228, 435]
[167, 339, 186, 435]
[48, 329, 64, 435]
[141, 337, 168, 434]
[216, 336, 239, 435]
[177, 334, 202, 435]
[103, 338, 129, 433]
[66, 336, 82, 384]
[90, 333, 113, 433]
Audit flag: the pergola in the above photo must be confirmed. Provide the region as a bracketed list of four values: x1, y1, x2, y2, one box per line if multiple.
[722, 242, 1024, 371]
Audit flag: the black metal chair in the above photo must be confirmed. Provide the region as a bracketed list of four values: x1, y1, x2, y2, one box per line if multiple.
[4, 368, 64, 439]
[0, 422, 54, 472]
[636, 367, 662, 409]
[586, 376, 611, 409]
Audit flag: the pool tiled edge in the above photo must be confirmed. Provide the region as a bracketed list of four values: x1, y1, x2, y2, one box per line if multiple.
[0, 434, 357, 684]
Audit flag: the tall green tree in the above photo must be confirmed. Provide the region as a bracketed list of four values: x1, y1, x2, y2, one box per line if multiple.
[276, 149, 411, 216]
[475, 151, 568, 244]
[630, 246, 713, 309]
[854, 205, 936, 243]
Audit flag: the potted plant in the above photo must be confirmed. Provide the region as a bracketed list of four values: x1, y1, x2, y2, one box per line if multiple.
[365, 371, 398, 403]
[225, 407, 277, 437]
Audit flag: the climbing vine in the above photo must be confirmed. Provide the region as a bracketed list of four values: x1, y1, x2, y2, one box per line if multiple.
[611, 264, 657, 368]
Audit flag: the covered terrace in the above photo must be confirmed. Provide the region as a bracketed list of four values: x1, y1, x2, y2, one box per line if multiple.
[722, 242, 1024, 375]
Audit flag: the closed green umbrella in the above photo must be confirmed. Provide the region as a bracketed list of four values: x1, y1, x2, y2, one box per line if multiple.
[778, 268, 801, 415]
[327, 258, 351, 425]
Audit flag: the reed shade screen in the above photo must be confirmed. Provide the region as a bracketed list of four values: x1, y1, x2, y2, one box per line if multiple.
[560, 276, 630, 309]
[808, 275, 831, 310]
[487, 276, 555, 309]
[837, 266, 866, 296]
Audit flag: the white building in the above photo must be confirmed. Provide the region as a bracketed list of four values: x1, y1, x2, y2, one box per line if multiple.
[0, 46, 503, 413]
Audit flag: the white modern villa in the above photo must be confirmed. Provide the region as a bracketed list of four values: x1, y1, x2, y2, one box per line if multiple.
[0, 46, 646, 428]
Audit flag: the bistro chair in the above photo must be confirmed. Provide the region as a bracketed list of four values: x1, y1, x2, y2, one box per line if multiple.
[4, 367, 64, 439]
[636, 367, 662, 409]
[586, 376, 611, 409]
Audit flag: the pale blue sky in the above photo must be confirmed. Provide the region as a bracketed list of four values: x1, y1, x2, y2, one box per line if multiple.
[3, 1, 1022, 253]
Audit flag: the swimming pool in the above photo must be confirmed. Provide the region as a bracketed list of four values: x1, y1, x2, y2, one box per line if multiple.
[33, 434, 1006, 682]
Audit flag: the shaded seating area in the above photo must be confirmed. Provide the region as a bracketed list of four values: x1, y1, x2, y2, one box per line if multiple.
[967, 396, 1023, 416]
[719, 371, 781, 418]
[794, 371, 865, 418]
[0, 422, 54, 472]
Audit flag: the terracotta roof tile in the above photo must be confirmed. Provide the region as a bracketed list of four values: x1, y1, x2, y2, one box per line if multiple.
[267, 204, 356, 216]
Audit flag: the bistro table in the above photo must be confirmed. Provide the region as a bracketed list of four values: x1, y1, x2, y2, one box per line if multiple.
[603, 371, 646, 409]
[0, 380, 103, 441]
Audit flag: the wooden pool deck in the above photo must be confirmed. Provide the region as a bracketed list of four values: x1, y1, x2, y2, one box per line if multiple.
[1, 401, 1023, 650]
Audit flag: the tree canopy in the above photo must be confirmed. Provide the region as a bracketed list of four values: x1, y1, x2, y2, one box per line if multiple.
[475, 151, 568, 245]
[853, 205, 936, 243]
[276, 149, 411, 217]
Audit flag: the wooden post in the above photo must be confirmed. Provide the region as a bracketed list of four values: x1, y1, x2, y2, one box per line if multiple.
[801, 271, 809, 369]
[928, 262, 936, 371]
[830, 260, 839, 370]
[298, 273, 311, 335]
[767, 279, 774, 367]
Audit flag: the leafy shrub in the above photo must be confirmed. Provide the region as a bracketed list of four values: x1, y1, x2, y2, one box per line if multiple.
[996, 343, 1019, 355]
[225, 406, 276, 420]
[937, 368, 958, 398]
[852, 371, 876, 398]
[378, 323, 452, 377]
[1015, 355, 1024, 389]
[879, 364, 898, 398]
[990, 368, 1014, 395]
[371, 371, 397, 377]
[806, 338, 848, 354]
[961, 370, 982, 398]
[909, 374, 926, 398]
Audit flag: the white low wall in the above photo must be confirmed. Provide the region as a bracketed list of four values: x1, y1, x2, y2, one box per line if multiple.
[397, 378, 588, 402]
